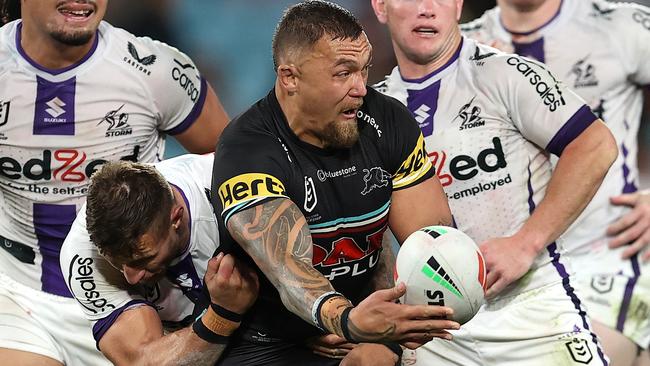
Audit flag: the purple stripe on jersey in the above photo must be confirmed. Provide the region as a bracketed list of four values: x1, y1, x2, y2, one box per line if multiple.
[547, 243, 610, 365]
[526, 164, 536, 214]
[165, 77, 208, 136]
[93, 299, 154, 348]
[512, 37, 545, 63]
[406, 81, 441, 137]
[401, 38, 463, 84]
[616, 254, 641, 332]
[33, 203, 76, 297]
[16, 22, 99, 75]
[546, 105, 597, 156]
[621, 142, 638, 194]
[33, 76, 76, 136]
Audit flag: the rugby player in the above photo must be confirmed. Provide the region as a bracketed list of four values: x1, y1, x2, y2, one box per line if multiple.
[210, 1, 458, 365]
[59, 155, 258, 366]
[462, 1, 650, 364]
[371, 0, 618, 364]
[0, 0, 229, 364]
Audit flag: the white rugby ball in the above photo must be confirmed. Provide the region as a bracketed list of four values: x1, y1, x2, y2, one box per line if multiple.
[396, 226, 486, 324]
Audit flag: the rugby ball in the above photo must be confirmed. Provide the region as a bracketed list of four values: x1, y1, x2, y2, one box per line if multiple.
[395, 226, 486, 324]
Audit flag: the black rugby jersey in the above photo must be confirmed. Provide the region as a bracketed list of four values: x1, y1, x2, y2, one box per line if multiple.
[211, 87, 433, 342]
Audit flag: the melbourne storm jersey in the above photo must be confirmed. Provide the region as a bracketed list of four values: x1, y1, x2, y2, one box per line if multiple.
[211, 87, 433, 342]
[0, 20, 208, 297]
[462, 0, 650, 256]
[60, 154, 218, 346]
[377, 38, 597, 298]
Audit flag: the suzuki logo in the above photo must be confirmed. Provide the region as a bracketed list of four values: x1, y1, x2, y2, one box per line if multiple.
[414, 104, 431, 124]
[0, 101, 9, 127]
[45, 97, 66, 118]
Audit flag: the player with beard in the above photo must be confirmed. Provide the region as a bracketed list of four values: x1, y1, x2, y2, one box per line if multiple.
[462, 1, 650, 365]
[0, 0, 229, 365]
[210, 1, 458, 365]
[372, 0, 618, 364]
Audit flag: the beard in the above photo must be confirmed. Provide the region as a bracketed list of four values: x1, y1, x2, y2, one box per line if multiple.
[319, 119, 360, 150]
[50, 27, 95, 46]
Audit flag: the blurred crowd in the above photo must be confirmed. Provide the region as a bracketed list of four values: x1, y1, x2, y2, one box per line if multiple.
[104, 0, 649, 178]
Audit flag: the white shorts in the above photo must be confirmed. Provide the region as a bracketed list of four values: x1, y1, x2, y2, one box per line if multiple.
[573, 248, 650, 349]
[402, 281, 609, 366]
[0, 272, 111, 365]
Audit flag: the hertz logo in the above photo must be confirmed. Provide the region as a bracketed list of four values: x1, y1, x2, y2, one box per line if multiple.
[218, 173, 287, 211]
[393, 134, 431, 189]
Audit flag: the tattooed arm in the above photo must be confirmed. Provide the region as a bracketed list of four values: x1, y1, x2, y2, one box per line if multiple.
[227, 198, 459, 346]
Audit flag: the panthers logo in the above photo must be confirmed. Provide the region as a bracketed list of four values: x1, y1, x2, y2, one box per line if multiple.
[361, 167, 391, 195]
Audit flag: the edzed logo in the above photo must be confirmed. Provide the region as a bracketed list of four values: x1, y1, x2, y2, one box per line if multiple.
[506, 57, 566, 112]
[429, 137, 507, 186]
[633, 9, 650, 30]
[68, 255, 115, 314]
[218, 173, 287, 211]
[172, 59, 200, 102]
[0, 146, 140, 182]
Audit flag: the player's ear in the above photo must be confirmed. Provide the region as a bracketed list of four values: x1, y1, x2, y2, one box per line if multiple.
[170, 205, 183, 230]
[277, 64, 300, 94]
[371, 0, 388, 24]
[455, 0, 464, 21]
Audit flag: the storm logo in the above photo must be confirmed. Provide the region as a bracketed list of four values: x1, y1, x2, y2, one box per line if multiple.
[361, 167, 391, 195]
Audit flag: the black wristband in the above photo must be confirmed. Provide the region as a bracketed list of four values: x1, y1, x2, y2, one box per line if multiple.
[381, 342, 403, 364]
[192, 317, 230, 344]
[340, 306, 355, 343]
[313, 292, 344, 331]
[211, 303, 243, 323]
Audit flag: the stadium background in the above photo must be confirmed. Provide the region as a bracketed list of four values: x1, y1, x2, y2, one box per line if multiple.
[102, 0, 650, 182]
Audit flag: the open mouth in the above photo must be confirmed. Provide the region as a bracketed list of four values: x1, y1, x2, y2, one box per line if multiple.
[413, 26, 438, 36]
[341, 108, 359, 119]
[57, 3, 95, 20]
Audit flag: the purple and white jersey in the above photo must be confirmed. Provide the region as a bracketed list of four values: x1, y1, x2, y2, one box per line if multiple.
[377, 38, 597, 298]
[462, 0, 650, 256]
[0, 20, 208, 297]
[59, 154, 218, 345]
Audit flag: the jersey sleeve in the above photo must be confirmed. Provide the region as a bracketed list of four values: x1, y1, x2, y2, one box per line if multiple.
[211, 129, 292, 226]
[60, 205, 152, 344]
[376, 93, 435, 190]
[613, 4, 650, 87]
[486, 54, 598, 156]
[141, 38, 208, 135]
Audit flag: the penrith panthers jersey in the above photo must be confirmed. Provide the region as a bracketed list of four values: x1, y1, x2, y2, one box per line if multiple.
[462, 0, 650, 256]
[211, 87, 433, 342]
[60, 154, 218, 346]
[377, 37, 597, 299]
[0, 20, 208, 297]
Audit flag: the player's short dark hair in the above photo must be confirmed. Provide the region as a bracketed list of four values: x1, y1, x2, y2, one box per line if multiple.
[272, 0, 363, 69]
[0, 0, 20, 25]
[86, 161, 174, 266]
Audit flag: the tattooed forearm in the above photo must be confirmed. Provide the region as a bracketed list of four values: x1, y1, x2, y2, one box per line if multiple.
[228, 199, 334, 324]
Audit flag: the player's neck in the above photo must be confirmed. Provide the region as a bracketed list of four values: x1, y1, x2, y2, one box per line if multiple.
[19, 21, 97, 70]
[498, 0, 562, 40]
[395, 30, 461, 81]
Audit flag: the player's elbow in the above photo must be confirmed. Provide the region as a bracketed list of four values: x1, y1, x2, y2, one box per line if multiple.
[564, 119, 617, 175]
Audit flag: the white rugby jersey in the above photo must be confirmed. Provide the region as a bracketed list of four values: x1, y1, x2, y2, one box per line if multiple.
[377, 38, 597, 298]
[60, 154, 218, 345]
[462, 0, 650, 256]
[0, 20, 208, 297]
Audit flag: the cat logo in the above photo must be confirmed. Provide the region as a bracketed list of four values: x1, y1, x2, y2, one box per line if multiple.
[218, 173, 287, 212]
